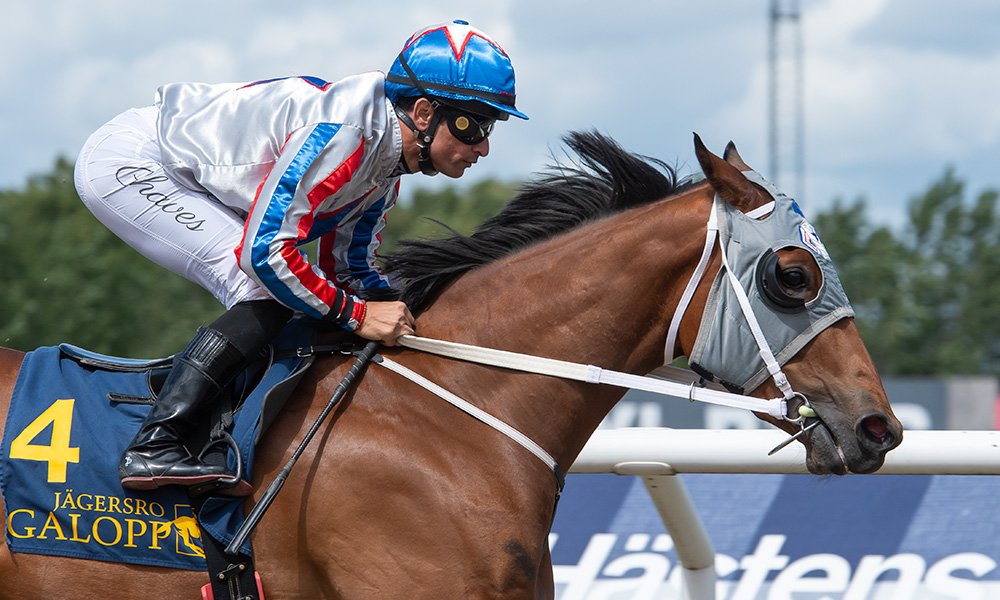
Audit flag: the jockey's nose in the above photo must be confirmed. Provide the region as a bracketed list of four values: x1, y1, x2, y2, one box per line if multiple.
[473, 137, 490, 157]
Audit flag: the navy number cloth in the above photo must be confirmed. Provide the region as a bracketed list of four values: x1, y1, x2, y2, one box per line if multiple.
[0, 321, 313, 570]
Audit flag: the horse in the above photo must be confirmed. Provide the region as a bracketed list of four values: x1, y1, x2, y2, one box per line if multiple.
[0, 132, 902, 599]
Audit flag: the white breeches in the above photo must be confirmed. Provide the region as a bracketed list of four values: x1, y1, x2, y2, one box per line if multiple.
[73, 106, 271, 309]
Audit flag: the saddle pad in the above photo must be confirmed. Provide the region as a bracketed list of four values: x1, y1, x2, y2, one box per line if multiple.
[1, 320, 315, 570]
[0, 346, 210, 569]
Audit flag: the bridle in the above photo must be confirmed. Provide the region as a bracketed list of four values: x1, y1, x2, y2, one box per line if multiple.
[663, 192, 822, 453]
[375, 178, 853, 485]
[664, 193, 817, 427]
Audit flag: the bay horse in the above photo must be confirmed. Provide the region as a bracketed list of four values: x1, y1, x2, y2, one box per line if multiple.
[0, 132, 902, 599]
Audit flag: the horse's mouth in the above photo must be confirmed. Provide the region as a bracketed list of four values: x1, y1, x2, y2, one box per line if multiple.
[804, 420, 886, 475]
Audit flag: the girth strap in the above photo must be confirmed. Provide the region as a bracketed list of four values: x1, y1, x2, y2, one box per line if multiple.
[200, 530, 264, 600]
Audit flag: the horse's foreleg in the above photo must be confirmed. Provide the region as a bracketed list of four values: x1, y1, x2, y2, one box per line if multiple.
[535, 545, 555, 600]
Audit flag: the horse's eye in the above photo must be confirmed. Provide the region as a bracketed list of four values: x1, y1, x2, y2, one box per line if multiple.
[779, 268, 806, 290]
[756, 250, 809, 311]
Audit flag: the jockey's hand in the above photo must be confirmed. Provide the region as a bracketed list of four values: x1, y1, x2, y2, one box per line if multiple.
[356, 301, 415, 346]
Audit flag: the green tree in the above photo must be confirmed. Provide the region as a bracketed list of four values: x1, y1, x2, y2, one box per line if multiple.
[812, 199, 911, 372]
[900, 170, 1000, 374]
[0, 159, 220, 356]
[814, 168, 1000, 376]
[379, 178, 517, 251]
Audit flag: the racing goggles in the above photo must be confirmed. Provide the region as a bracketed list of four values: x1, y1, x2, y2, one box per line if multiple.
[441, 108, 495, 145]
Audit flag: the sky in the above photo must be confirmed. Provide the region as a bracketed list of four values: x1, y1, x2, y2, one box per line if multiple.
[3, 0, 999, 227]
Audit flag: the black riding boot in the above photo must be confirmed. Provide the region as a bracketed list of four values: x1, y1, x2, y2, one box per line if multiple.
[119, 327, 248, 491]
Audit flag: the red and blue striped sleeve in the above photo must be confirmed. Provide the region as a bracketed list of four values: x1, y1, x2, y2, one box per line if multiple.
[318, 179, 400, 298]
[236, 123, 367, 325]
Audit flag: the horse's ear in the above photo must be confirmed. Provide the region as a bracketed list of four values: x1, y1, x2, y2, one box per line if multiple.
[723, 141, 753, 171]
[694, 133, 769, 212]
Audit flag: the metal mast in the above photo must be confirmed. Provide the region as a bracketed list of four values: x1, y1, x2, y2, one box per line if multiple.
[768, 0, 805, 201]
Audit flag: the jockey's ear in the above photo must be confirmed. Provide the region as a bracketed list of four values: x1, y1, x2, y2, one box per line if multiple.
[412, 97, 435, 130]
[693, 133, 770, 213]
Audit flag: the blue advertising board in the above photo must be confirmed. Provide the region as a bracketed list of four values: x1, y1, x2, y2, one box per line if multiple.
[550, 473, 1000, 599]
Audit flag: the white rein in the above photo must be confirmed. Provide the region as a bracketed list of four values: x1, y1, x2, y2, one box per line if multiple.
[394, 335, 788, 419]
[375, 195, 819, 479]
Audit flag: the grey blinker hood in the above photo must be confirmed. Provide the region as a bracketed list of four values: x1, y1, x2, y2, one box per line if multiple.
[687, 170, 854, 394]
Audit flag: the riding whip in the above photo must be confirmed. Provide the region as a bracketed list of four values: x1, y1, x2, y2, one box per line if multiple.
[225, 340, 380, 556]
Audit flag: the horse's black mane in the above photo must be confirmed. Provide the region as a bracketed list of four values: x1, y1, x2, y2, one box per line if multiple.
[382, 130, 684, 312]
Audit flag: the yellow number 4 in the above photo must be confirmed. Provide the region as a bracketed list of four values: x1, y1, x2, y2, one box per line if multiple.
[9, 398, 80, 483]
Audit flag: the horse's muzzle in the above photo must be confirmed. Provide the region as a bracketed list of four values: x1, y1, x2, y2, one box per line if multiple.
[805, 412, 902, 475]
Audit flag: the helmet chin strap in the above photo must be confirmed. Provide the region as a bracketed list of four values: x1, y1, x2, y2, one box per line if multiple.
[394, 105, 441, 176]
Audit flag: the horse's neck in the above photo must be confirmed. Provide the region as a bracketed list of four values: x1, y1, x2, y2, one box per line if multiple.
[412, 189, 713, 466]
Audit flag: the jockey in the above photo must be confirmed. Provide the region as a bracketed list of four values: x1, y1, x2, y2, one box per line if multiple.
[73, 20, 527, 494]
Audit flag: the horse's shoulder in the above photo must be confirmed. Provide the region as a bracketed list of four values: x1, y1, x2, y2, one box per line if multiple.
[0, 347, 24, 388]
[0, 346, 25, 363]
[0, 348, 25, 437]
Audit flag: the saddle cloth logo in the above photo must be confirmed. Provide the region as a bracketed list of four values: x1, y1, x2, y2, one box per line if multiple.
[1, 348, 208, 570]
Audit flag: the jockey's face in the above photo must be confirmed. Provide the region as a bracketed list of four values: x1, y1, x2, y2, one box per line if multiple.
[404, 97, 491, 179]
[429, 114, 490, 179]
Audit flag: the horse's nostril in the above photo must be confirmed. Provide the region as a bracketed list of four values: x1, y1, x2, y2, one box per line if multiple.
[860, 415, 891, 445]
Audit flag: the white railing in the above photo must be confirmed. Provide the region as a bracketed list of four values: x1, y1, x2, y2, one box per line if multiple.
[568, 429, 1000, 600]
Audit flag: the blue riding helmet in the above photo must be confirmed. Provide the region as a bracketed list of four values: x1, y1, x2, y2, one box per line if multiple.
[385, 20, 528, 121]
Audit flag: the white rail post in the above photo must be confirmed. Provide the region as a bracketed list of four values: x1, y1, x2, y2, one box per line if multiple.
[592, 459, 716, 600]
[642, 474, 716, 600]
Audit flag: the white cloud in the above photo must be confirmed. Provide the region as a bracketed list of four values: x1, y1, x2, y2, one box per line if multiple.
[2, 0, 999, 227]
[806, 0, 889, 48]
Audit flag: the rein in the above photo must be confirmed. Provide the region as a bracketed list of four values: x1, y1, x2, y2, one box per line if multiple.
[376, 194, 828, 482]
[379, 327, 810, 486]
[395, 335, 789, 418]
